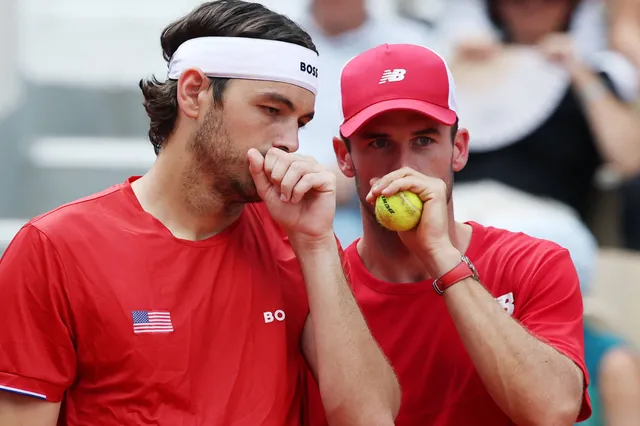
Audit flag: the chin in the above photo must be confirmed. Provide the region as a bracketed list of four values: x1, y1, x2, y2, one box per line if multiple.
[359, 196, 375, 215]
[244, 193, 263, 204]
[220, 175, 261, 204]
[238, 182, 263, 204]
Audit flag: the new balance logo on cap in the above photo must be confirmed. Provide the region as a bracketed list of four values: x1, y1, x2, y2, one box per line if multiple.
[379, 69, 406, 84]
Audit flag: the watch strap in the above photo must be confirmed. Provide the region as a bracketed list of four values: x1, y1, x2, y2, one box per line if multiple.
[432, 256, 477, 295]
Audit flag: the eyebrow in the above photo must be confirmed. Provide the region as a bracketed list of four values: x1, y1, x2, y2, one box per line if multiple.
[362, 127, 440, 139]
[260, 92, 315, 121]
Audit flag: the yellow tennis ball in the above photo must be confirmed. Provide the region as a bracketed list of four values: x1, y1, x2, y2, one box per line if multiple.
[375, 191, 423, 232]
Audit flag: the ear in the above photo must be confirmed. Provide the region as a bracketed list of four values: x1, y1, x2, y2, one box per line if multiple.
[176, 68, 210, 120]
[333, 136, 355, 178]
[452, 127, 470, 172]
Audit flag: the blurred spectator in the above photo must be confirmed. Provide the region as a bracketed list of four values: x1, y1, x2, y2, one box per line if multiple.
[293, 0, 431, 245]
[608, 0, 640, 251]
[396, 0, 492, 56]
[581, 305, 640, 425]
[621, 175, 640, 250]
[418, 0, 640, 292]
[608, 0, 640, 70]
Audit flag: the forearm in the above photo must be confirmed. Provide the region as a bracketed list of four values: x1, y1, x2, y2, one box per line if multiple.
[292, 235, 400, 425]
[428, 249, 583, 426]
[570, 64, 640, 176]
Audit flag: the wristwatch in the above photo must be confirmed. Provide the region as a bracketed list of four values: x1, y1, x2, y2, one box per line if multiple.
[432, 255, 480, 295]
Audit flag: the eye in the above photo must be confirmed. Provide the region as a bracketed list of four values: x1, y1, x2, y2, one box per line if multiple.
[413, 136, 435, 147]
[369, 138, 390, 149]
[261, 106, 280, 115]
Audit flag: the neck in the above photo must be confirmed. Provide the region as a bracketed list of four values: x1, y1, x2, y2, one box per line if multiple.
[509, 33, 542, 45]
[132, 146, 243, 241]
[311, 0, 367, 37]
[357, 202, 472, 283]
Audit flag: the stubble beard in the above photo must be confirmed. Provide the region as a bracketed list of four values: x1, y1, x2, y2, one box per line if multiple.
[185, 109, 263, 215]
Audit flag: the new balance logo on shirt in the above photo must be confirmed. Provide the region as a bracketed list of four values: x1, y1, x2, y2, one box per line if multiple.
[379, 69, 406, 84]
[495, 293, 515, 316]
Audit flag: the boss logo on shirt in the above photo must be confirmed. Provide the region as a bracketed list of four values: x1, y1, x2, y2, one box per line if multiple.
[300, 62, 318, 78]
[263, 310, 286, 323]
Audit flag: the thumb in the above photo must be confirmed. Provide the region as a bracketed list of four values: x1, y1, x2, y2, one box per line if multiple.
[247, 148, 271, 197]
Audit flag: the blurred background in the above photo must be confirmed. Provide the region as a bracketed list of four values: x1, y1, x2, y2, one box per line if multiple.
[0, 0, 638, 423]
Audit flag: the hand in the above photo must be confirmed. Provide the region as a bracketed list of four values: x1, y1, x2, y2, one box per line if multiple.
[538, 33, 579, 71]
[454, 36, 503, 62]
[248, 148, 336, 243]
[366, 167, 459, 277]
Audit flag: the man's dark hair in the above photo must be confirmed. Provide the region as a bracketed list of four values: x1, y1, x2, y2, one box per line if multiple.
[139, 0, 317, 154]
[340, 117, 460, 151]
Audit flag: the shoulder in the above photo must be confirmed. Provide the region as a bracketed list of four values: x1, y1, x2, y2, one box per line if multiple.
[471, 222, 578, 295]
[29, 183, 125, 234]
[476, 222, 569, 264]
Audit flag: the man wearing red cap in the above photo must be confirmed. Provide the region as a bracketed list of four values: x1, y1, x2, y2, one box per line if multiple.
[306, 44, 591, 425]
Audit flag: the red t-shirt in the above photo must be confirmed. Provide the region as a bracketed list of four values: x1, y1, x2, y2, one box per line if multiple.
[307, 222, 591, 425]
[0, 177, 311, 426]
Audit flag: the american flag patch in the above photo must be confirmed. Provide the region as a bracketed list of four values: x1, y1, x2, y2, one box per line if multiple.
[132, 310, 173, 334]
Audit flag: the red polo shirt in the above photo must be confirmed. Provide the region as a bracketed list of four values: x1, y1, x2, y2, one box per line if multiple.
[307, 222, 591, 425]
[0, 177, 310, 425]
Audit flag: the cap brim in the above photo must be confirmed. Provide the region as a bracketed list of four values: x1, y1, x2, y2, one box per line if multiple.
[340, 99, 457, 138]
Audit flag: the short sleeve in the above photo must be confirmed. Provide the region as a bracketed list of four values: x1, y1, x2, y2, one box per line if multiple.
[582, 48, 638, 103]
[0, 224, 76, 402]
[518, 248, 592, 422]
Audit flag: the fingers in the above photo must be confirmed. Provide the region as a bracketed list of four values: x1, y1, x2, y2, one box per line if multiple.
[264, 148, 288, 185]
[258, 147, 330, 203]
[456, 37, 501, 62]
[247, 148, 270, 198]
[366, 167, 447, 204]
[265, 148, 315, 181]
[280, 161, 321, 202]
[384, 176, 446, 203]
[368, 167, 416, 198]
[290, 172, 336, 204]
[537, 34, 573, 63]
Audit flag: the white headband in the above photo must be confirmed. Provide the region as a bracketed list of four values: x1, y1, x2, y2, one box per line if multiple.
[167, 37, 319, 94]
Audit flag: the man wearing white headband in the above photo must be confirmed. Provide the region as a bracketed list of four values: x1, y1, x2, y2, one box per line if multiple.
[0, 1, 399, 425]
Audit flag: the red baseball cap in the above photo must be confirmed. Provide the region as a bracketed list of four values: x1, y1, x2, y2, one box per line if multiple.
[339, 44, 458, 137]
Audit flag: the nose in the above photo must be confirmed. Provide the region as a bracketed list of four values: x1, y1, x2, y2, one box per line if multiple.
[272, 126, 300, 154]
[393, 146, 419, 171]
